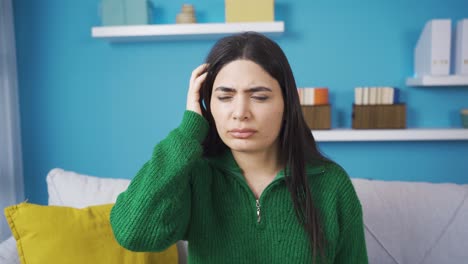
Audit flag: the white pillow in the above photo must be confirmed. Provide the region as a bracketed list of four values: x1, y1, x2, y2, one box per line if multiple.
[46, 168, 130, 207]
[0, 236, 20, 264]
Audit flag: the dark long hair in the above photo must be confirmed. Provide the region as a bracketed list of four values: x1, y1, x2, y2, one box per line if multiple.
[200, 32, 328, 262]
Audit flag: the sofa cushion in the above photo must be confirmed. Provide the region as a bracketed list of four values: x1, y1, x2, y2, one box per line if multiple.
[0, 236, 19, 264]
[4, 202, 178, 264]
[352, 178, 468, 264]
[46, 168, 130, 207]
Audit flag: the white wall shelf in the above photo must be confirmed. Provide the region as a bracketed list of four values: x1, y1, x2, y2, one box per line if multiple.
[406, 75, 468, 86]
[312, 128, 468, 142]
[91, 22, 284, 42]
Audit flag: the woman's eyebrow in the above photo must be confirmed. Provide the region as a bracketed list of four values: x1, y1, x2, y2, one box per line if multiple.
[214, 86, 236, 93]
[246, 87, 272, 93]
[213, 86, 272, 93]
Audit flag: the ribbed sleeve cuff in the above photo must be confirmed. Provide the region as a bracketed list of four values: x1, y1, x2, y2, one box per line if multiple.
[178, 110, 209, 143]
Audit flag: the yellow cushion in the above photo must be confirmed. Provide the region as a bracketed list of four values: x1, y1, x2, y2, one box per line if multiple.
[4, 202, 178, 264]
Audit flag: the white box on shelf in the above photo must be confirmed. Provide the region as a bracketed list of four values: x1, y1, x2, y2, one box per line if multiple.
[455, 19, 468, 75]
[101, 0, 150, 26]
[414, 19, 452, 76]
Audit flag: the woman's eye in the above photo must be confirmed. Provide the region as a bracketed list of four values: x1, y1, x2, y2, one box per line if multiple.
[252, 96, 268, 101]
[217, 96, 232, 101]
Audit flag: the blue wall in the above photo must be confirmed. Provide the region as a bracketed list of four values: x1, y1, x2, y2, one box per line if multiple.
[13, 0, 468, 204]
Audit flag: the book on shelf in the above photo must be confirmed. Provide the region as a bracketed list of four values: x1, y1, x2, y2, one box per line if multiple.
[354, 87, 399, 105]
[354, 87, 363, 105]
[369, 87, 377, 105]
[297, 87, 329, 105]
[414, 19, 451, 76]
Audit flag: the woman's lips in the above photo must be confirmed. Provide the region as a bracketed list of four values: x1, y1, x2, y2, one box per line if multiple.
[229, 129, 256, 139]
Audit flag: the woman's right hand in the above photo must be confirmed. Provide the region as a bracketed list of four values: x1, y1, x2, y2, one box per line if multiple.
[186, 64, 208, 116]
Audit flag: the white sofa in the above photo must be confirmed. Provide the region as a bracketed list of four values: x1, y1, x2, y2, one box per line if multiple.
[1, 168, 468, 264]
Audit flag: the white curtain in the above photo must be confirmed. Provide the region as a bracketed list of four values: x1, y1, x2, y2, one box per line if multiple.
[0, 0, 24, 242]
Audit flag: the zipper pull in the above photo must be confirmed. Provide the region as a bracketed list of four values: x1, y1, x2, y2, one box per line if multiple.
[256, 199, 261, 223]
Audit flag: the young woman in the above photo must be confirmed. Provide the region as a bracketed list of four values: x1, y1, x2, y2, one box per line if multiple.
[110, 32, 368, 263]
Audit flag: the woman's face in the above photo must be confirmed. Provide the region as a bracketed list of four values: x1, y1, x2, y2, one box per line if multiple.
[210, 59, 284, 154]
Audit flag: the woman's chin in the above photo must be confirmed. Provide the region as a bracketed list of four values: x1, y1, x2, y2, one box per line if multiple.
[225, 141, 264, 153]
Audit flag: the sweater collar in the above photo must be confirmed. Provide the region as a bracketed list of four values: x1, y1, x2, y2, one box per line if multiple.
[207, 150, 325, 180]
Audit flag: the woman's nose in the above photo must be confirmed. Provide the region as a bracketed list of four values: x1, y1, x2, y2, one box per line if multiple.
[232, 99, 250, 120]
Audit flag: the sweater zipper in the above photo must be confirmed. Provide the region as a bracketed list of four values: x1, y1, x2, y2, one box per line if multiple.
[224, 165, 326, 225]
[256, 199, 261, 223]
[254, 178, 283, 224]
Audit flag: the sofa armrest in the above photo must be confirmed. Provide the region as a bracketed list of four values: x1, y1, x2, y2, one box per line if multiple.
[0, 236, 19, 264]
[352, 178, 468, 264]
[177, 240, 188, 264]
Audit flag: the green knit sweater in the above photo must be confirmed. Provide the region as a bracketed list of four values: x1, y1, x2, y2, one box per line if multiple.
[110, 111, 368, 263]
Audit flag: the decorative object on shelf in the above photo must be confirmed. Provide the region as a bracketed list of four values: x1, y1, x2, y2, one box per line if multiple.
[101, 0, 150, 26]
[299, 87, 330, 130]
[455, 19, 468, 75]
[302, 105, 331, 130]
[352, 86, 405, 129]
[176, 4, 197, 24]
[414, 19, 451, 77]
[352, 104, 406, 129]
[406, 18, 468, 86]
[461, 109, 468, 128]
[225, 0, 274, 23]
